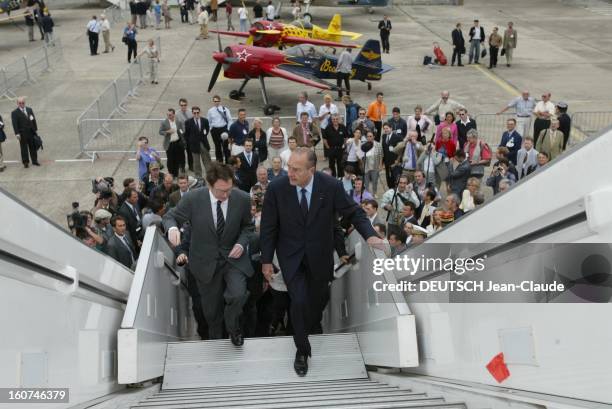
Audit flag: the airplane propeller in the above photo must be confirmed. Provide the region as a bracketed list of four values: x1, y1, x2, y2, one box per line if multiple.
[209, 23, 239, 92]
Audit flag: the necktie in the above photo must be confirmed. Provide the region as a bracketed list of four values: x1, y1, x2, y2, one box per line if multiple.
[300, 188, 308, 218]
[197, 119, 200, 132]
[122, 236, 135, 263]
[247, 153, 251, 166]
[410, 143, 417, 169]
[216, 200, 225, 237]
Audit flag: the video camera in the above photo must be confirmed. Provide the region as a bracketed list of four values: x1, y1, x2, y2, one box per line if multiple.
[92, 177, 115, 195]
[66, 202, 87, 235]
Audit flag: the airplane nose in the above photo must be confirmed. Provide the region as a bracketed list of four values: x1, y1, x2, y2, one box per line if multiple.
[213, 52, 225, 64]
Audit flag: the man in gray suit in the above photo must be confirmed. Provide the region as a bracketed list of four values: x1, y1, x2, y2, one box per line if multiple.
[159, 108, 186, 177]
[164, 162, 254, 345]
[516, 136, 538, 180]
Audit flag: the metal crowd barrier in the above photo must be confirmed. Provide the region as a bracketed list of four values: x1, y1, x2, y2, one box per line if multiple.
[103, 0, 131, 24]
[0, 38, 63, 99]
[78, 116, 322, 162]
[76, 36, 161, 159]
[570, 111, 612, 140]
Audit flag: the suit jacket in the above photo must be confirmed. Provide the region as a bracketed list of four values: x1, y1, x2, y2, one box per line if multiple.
[260, 171, 377, 284]
[499, 130, 522, 164]
[11, 106, 38, 137]
[381, 132, 403, 166]
[455, 118, 477, 149]
[106, 233, 136, 269]
[447, 159, 471, 196]
[469, 26, 485, 42]
[516, 148, 538, 179]
[159, 118, 184, 151]
[536, 129, 564, 161]
[184, 117, 210, 154]
[292, 123, 321, 147]
[169, 189, 187, 208]
[503, 28, 517, 49]
[237, 151, 259, 192]
[378, 19, 391, 35]
[162, 187, 254, 283]
[118, 201, 143, 243]
[0, 115, 6, 142]
[452, 28, 465, 50]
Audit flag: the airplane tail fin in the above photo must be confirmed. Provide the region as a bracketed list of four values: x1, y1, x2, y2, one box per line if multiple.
[327, 14, 342, 34]
[354, 39, 382, 69]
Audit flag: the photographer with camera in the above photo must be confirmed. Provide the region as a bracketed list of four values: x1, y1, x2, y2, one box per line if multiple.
[91, 176, 118, 215]
[67, 204, 106, 250]
[380, 175, 420, 225]
[136, 136, 161, 181]
[417, 141, 443, 187]
[486, 157, 516, 195]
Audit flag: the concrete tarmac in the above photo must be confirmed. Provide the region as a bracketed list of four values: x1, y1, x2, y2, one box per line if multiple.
[1, 0, 612, 226]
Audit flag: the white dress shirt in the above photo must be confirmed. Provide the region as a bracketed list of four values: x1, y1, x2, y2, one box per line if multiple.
[209, 190, 228, 223]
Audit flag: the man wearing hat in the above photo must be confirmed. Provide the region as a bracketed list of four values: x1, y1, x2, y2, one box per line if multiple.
[556, 102, 571, 150]
[93, 209, 113, 251]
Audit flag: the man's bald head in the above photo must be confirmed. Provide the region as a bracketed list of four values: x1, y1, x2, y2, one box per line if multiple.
[441, 90, 450, 99]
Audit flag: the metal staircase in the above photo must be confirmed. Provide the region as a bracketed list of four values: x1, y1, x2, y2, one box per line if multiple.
[128, 334, 467, 409]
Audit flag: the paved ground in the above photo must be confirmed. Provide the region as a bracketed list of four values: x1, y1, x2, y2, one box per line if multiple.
[1, 0, 612, 226]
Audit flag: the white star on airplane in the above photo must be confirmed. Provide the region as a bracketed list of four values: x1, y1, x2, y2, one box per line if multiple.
[237, 49, 252, 62]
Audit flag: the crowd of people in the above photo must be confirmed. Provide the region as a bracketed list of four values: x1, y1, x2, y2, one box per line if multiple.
[60, 86, 572, 348]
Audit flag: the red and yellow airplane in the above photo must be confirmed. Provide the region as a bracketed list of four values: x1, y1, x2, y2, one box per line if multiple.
[210, 14, 361, 49]
[208, 38, 337, 116]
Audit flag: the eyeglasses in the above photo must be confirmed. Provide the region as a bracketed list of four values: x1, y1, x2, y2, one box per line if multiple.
[193, 111, 200, 114]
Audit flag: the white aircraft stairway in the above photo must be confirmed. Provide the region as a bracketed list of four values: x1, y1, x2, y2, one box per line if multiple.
[128, 334, 467, 409]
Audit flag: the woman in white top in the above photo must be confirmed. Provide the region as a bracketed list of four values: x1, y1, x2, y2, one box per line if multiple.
[345, 129, 363, 175]
[426, 209, 444, 236]
[143, 39, 160, 84]
[238, 6, 248, 32]
[459, 177, 480, 212]
[266, 117, 289, 161]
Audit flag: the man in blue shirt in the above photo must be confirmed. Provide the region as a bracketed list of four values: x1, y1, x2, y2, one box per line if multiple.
[228, 108, 249, 155]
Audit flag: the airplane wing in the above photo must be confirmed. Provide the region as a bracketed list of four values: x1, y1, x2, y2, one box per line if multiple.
[339, 31, 362, 40]
[209, 29, 251, 39]
[262, 64, 336, 90]
[283, 35, 360, 48]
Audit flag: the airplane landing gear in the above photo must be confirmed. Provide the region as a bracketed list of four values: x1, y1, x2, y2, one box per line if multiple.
[229, 78, 250, 100]
[259, 76, 281, 116]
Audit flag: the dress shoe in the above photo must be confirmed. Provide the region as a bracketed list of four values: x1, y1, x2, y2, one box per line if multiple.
[24, 163, 29, 168]
[230, 331, 244, 346]
[32, 161, 41, 166]
[0, 166, 6, 172]
[294, 352, 308, 376]
[458, 64, 464, 67]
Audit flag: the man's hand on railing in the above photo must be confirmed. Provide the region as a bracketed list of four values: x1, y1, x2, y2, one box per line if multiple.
[367, 236, 386, 251]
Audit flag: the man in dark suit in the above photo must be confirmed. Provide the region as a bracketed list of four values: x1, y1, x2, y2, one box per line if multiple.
[451, 23, 465, 67]
[378, 15, 392, 53]
[118, 188, 143, 249]
[499, 118, 522, 165]
[11, 96, 40, 168]
[381, 122, 403, 189]
[237, 139, 259, 192]
[260, 148, 383, 376]
[447, 150, 471, 196]
[455, 109, 477, 151]
[184, 106, 212, 178]
[106, 215, 136, 269]
[164, 163, 254, 345]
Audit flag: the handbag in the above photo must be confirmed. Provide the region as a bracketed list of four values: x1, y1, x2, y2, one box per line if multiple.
[33, 133, 44, 150]
[481, 48, 487, 58]
[122, 35, 128, 44]
[501, 48, 506, 56]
